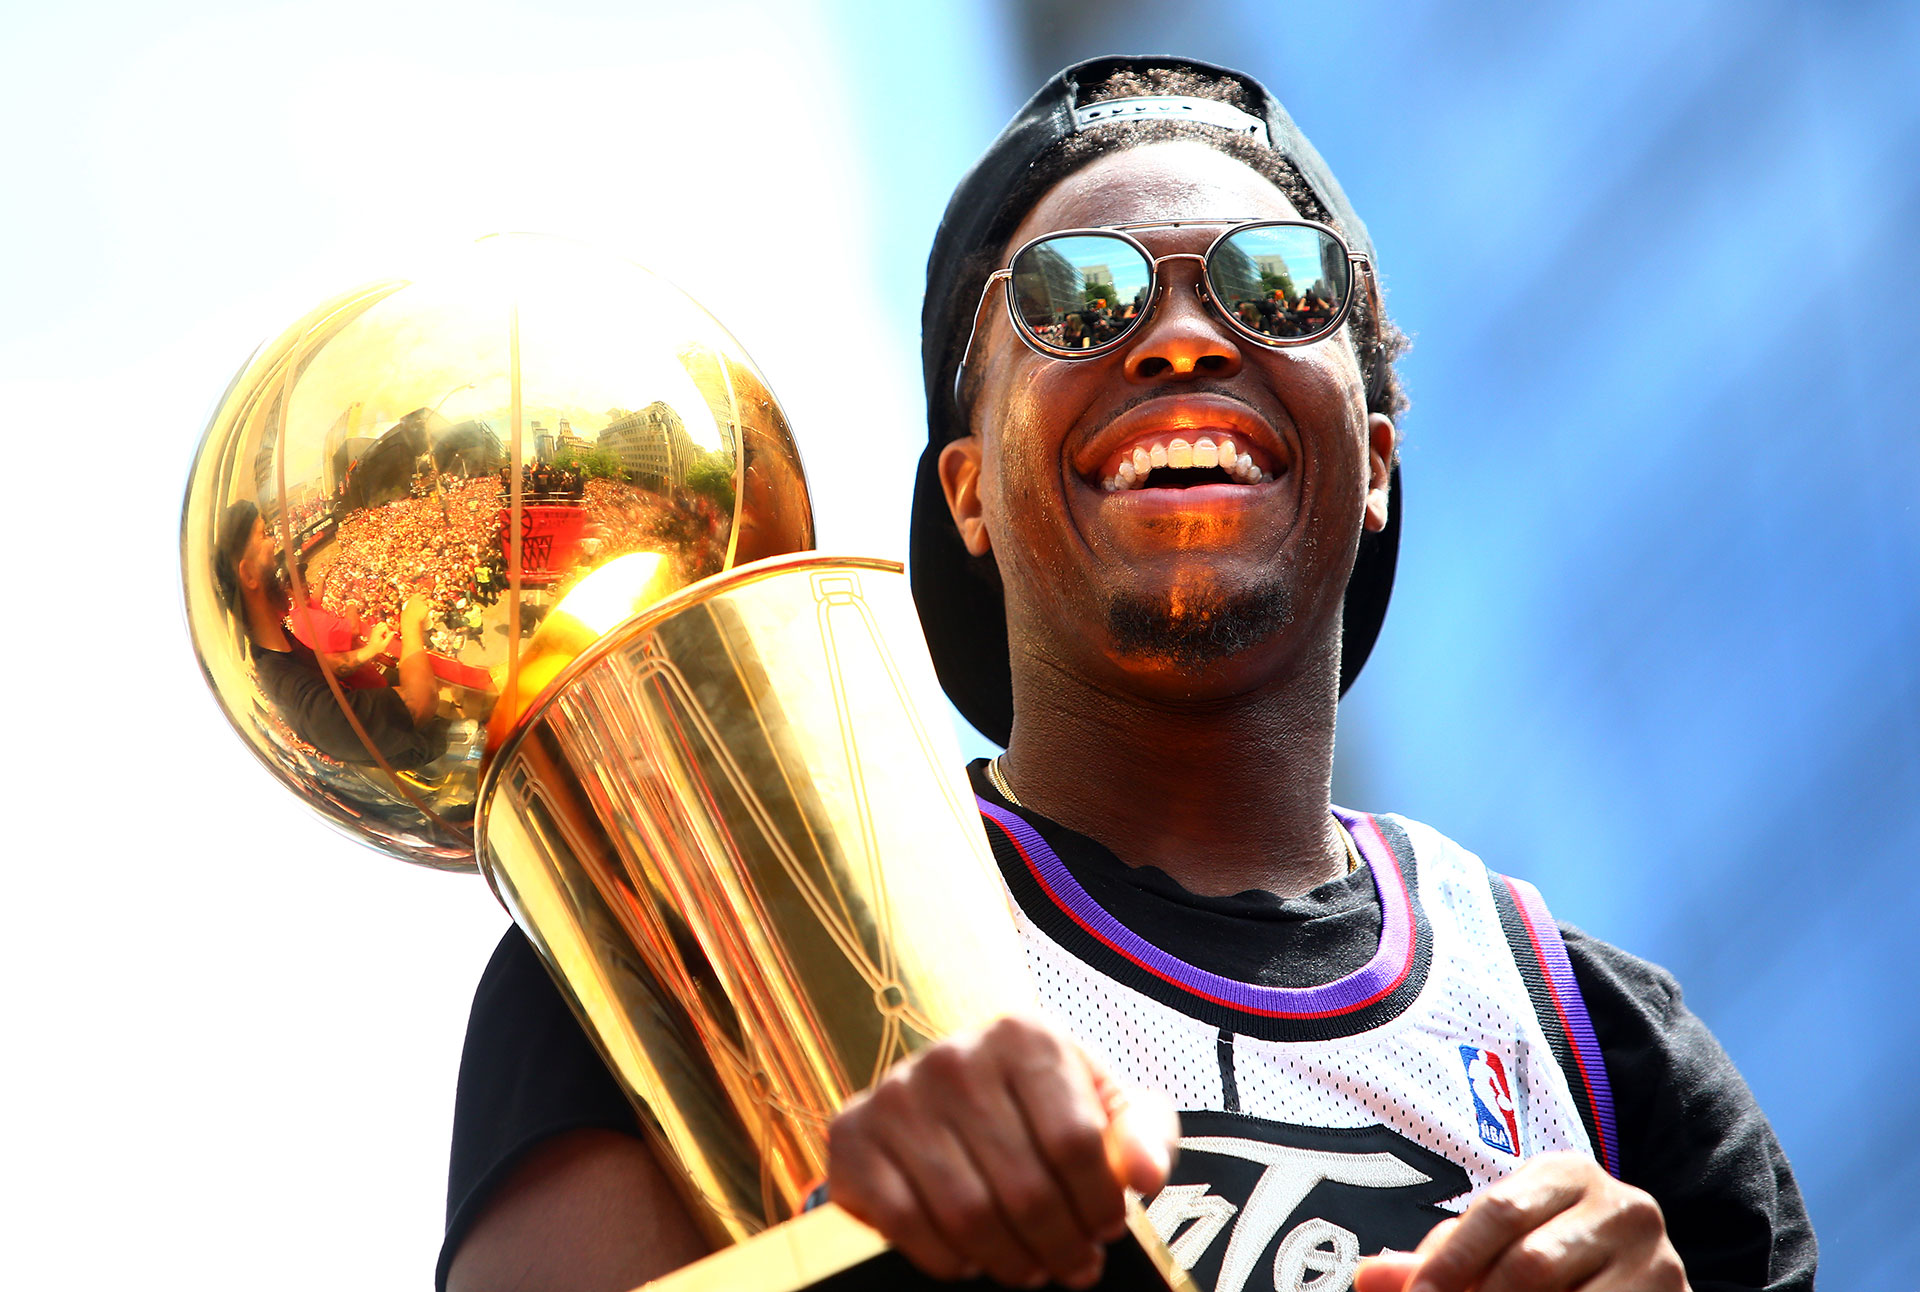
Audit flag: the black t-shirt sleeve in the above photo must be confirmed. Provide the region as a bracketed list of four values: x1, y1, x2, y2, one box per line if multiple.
[258, 648, 447, 768]
[335, 684, 445, 767]
[1562, 926, 1816, 1292]
[437, 928, 644, 1292]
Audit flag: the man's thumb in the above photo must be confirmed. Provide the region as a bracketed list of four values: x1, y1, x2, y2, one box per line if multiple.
[1099, 1082, 1179, 1195]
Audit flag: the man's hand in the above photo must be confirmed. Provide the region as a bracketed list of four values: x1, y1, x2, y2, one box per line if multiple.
[364, 621, 398, 656]
[399, 593, 431, 639]
[393, 594, 438, 722]
[827, 1015, 1178, 1289]
[1353, 1153, 1687, 1292]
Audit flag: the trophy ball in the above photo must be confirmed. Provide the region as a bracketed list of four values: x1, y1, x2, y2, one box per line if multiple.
[181, 234, 814, 870]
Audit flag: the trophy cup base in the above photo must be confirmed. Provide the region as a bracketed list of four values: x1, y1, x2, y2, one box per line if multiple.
[638, 1201, 1194, 1292]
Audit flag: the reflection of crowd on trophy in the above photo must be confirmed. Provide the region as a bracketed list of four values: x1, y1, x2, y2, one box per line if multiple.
[501, 462, 586, 502]
[317, 476, 501, 630]
[283, 492, 331, 536]
[216, 394, 748, 802]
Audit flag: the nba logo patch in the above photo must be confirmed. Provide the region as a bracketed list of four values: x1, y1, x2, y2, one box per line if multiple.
[1459, 1045, 1520, 1156]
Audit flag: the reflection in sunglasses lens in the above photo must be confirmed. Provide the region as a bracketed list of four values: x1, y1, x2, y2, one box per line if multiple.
[1210, 226, 1349, 340]
[1011, 234, 1152, 351]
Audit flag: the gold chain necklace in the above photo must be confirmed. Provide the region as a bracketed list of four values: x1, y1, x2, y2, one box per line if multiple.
[1336, 819, 1362, 875]
[985, 753, 1022, 806]
[986, 754, 1360, 876]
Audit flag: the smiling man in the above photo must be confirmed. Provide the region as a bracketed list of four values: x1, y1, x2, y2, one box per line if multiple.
[440, 57, 1814, 1292]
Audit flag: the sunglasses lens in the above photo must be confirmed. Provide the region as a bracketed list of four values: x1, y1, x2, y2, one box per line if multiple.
[1210, 225, 1351, 340]
[1009, 234, 1152, 351]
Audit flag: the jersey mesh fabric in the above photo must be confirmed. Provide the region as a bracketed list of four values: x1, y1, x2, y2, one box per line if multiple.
[1010, 812, 1594, 1217]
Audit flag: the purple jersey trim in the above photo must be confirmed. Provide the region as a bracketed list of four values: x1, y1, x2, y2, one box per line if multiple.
[1501, 875, 1622, 1178]
[976, 796, 1417, 1020]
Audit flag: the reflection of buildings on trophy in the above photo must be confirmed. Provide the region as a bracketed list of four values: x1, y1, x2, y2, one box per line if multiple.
[328, 407, 507, 512]
[599, 401, 695, 492]
[324, 400, 374, 497]
[529, 418, 587, 464]
[532, 418, 594, 465]
[556, 418, 594, 462]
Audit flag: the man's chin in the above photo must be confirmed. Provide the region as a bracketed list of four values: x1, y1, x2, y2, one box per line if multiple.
[1102, 580, 1295, 674]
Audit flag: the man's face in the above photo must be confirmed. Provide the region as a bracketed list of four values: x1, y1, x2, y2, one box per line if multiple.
[240, 516, 287, 610]
[943, 141, 1394, 702]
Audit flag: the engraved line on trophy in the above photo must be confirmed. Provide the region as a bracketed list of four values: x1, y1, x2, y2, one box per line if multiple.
[634, 613, 912, 1043]
[809, 571, 935, 1086]
[504, 299, 526, 744]
[630, 649, 844, 1122]
[708, 596, 873, 975]
[815, 566, 1010, 901]
[809, 570, 999, 1042]
[526, 684, 783, 1235]
[571, 638, 842, 1221]
[655, 595, 911, 1222]
[531, 706, 715, 1024]
[490, 747, 767, 1236]
[553, 670, 767, 1072]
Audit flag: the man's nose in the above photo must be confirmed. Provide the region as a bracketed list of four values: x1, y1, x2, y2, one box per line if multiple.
[1123, 277, 1242, 382]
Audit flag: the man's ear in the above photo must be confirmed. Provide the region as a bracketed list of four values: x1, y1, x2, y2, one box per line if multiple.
[1364, 413, 1395, 533]
[938, 435, 991, 557]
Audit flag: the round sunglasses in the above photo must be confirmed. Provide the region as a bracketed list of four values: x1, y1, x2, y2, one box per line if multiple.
[954, 219, 1376, 404]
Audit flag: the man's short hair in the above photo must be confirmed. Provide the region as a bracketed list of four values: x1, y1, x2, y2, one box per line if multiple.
[215, 499, 260, 613]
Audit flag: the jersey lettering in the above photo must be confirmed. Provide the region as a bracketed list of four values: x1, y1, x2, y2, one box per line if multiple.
[1272, 1218, 1360, 1292]
[1149, 1113, 1471, 1292]
[1143, 1183, 1239, 1270]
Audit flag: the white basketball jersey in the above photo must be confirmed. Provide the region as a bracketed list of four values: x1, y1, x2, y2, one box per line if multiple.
[975, 798, 1620, 1292]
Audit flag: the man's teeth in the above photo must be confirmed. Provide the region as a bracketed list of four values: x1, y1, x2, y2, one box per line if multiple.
[1101, 435, 1270, 491]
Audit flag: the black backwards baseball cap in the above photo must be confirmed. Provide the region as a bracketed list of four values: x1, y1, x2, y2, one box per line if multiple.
[910, 55, 1401, 746]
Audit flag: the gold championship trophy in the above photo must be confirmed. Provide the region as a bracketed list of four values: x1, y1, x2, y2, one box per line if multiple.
[180, 235, 1189, 1290]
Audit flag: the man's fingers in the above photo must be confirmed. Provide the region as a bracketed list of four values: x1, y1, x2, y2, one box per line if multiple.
[828, 1132, 975, 1282]
[1352, 1249, 1422, 1292]
[1477, 1184, 1681, 1292]
[1001, 1026, 1133, 1247]
[1407, 1157, 1588, 1292]
[828, 1017, 1168, 1290]
[956, 1058, 1110, 1286]
[1472, 1205, 1613, 1292]
[879, 1114, 1047, 1288]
